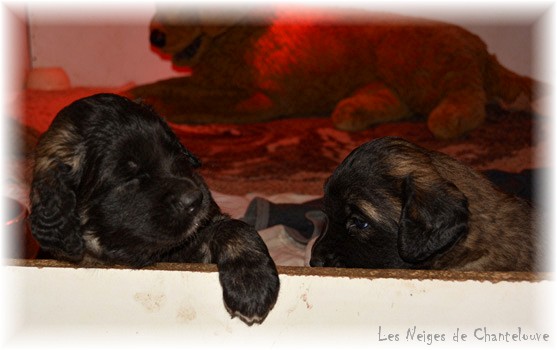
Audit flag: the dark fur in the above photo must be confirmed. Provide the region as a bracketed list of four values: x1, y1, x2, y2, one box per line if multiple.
[29, 93, 279, 325]
[311, 137, 541, 271]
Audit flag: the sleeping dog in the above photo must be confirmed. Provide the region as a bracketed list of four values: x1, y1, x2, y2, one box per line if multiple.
[29, 93, 279, 325]
[310, 137, 541, 271]
[130, 6, 535, 140]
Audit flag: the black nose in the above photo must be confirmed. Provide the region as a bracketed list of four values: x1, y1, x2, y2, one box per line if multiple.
[309, 257, 325, 267]
[150, 29, 166, 48]
[174, 189, 203, 215]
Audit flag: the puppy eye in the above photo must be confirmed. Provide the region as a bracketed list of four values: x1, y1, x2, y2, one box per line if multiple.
[126, 160, 139, 173]
[124, 160, 149, 181]
[347, 216, 370, 230]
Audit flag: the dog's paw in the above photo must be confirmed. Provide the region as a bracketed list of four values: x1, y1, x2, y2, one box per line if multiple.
[331, 100, 369, 131]
[332, 85, 411, 131]
[218, 251, 279, 326]
[427, 94, 486, 139]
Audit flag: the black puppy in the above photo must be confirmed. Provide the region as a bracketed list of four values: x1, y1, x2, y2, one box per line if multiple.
[29, 93, 279, 325]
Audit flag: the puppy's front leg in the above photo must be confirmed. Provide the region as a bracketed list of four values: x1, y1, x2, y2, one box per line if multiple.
[208, 218, 280, 326]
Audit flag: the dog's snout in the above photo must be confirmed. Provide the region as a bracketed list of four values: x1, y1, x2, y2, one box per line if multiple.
[150, 29, 166, 48]
[309, 257, 325, 267]
[174, 189, 203, 214]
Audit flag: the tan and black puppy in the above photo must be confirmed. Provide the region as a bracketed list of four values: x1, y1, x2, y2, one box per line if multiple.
[29, 93, 279, 325]
[310, 137, 540, 271]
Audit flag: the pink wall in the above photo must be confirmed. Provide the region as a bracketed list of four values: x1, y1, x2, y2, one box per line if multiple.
[2, 4, 31, 93]
[11, 3, 548, 89]
[26, 3, 182, 88]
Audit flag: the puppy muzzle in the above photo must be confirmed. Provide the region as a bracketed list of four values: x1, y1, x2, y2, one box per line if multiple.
[171, 188, 204, 215]
[164, 176, 206, 217]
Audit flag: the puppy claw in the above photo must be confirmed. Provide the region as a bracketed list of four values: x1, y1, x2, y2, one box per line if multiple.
[220, 276, 277, 326]
[225, 305, 266, 326]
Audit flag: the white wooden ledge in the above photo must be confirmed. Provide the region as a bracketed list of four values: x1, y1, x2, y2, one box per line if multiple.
[1, 260, 555, 349]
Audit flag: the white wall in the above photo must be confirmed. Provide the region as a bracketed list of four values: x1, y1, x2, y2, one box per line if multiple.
[19, 2, 550, 88]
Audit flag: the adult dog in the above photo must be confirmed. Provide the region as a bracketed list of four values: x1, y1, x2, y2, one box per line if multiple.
[29, 93, 279, 325]
[128, 6, 534, 139]
[310, 137, 539, 271]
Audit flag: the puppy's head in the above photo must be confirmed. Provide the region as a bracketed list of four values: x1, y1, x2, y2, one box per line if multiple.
[310, 137, 469, 268]
[29, 93, 216, 267]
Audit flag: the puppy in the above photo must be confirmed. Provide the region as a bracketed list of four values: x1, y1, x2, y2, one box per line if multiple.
[310, 137, 540, 271]
[29, 93, 279, 325]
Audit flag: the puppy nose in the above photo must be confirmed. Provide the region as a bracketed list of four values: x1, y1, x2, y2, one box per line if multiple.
[309, 257, 325, 267]
[150, 29, 166, 48]
[175, 189, 203, 214]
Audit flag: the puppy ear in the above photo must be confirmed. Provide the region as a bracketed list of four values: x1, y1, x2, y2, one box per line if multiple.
[29, 162, 84, 262]
[397, 174, 469, 263]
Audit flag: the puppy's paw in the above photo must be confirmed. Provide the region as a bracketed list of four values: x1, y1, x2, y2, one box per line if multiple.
[209, 219, 280, 325]
[218, 250, 279, 326]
